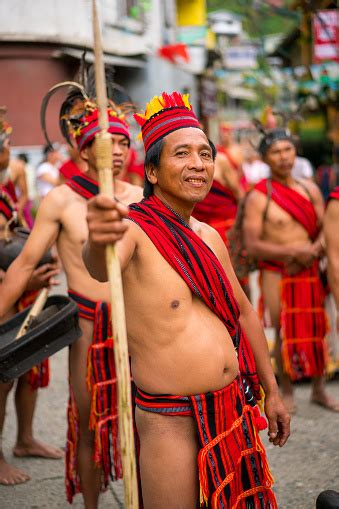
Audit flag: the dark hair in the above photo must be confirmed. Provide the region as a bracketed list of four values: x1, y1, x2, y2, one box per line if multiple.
[258, 129, 295, 157]
[143, 134, 217, 198]
[17, 152, 29, 163]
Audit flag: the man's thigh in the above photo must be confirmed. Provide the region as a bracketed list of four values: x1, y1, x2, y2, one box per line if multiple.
[136, 407, 199, 509]
[261, 270, 282, 331]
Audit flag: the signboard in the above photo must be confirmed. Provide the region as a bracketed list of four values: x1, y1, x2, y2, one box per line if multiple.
[222, 45, 258, 70]
[200, 78, 218, 117]
[312, 10, 339, 63]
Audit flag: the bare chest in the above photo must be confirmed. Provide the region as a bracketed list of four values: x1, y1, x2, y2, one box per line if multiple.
[263, 200, 309, 242]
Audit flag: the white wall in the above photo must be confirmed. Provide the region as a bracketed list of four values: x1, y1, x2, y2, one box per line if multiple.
[0, 0, 165, 56]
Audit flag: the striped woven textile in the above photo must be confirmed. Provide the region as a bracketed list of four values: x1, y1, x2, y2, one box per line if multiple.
[66, 174, 99, 200]
[128, 195, 260, 402]
[255, 178, 319, 241]
[280, 262, 328, 380]
[136, 377, 277, 508]
[66, 290, 121, 504]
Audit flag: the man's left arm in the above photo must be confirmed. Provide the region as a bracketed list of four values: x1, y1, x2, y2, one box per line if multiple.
[307, 181, 326, 257]
[207, 227, 290, 446]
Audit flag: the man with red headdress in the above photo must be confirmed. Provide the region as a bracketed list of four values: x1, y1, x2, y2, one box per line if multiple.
[243, 128, 339, 414]
[0, 109, 62, 485]
[0, 88, 143, 506]
[83, 91, 290, 508]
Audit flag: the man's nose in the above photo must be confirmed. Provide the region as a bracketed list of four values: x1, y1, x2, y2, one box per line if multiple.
[112, 142, 123, 154]
[188, 151, 204, 170]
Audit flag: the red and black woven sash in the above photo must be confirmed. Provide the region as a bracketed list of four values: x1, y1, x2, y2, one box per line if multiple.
[255, 178, 319, 241]
[0, 183, 17, 221]
[66, 174, 99, 200]
[66, 290, 121, 503]
[327, 186, 339, 205]
[128, 195, 260, 400]
[193, 179, 237, 225]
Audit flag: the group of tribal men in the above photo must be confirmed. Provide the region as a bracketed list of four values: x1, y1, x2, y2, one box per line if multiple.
[0, 78, 338, 509]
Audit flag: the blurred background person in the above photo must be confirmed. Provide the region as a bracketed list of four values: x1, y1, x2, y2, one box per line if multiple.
[36, 143, 63, 200]
[242, 145, 270, 188]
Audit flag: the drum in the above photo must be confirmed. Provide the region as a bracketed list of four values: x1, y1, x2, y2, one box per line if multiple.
[0, 227, 54, 271]
[0, 295, 81, 383]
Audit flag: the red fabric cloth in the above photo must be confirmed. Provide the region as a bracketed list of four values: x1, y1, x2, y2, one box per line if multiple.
[59, 160, 83, 180]
[193, 180, 237, 245]
[134, 92, 201, 153]
[255, 178, 320, 241]
[75, 108, 130, 151]
[126, 147, 144, 179]
[66, 290, 121, 504]
[135, 377, 276, 509]
[0, 183, 17, 221]
[327, 185, 339, 205]
[128, 195, 260, 401]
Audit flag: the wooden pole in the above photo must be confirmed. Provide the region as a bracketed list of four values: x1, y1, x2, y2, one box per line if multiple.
[16, 288, 49, 339]
[91, 2, 138, 507]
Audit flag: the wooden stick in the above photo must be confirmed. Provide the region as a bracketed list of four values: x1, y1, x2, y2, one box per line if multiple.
[16, 288, 49, 339]
[92, 2, 138, 507]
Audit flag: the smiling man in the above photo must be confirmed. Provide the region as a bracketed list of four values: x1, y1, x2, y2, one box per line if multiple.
[243, 128, 339, 415]
[83, 92, 289, 508]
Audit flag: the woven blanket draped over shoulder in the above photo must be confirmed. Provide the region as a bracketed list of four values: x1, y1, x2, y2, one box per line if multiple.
[254, 178, 319, 241]
[128, 195, 260, 401]
[66, 174, 99, 199]
[327, 186, 339, 205]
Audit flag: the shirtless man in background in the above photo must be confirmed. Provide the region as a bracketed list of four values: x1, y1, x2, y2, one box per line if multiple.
[244, 129, 339, 413]
[83, 92, 289, 508]
[0, 115, 61, 485]
[0, 92, 143, 508]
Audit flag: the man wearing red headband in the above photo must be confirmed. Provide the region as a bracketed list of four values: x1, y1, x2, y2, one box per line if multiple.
[83, 92, 289, 508]
[0, 94, 143, 506]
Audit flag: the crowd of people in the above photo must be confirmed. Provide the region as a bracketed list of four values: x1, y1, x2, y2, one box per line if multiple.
[0, 80, 338, 509]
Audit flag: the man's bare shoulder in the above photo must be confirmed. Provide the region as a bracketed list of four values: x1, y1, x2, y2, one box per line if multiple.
[245, 189, 267, 211]
[190, 217, 223, 244]
[298, 178, 322, 201]
[326, 198, 339, 219]
[39, 183, 82, 212]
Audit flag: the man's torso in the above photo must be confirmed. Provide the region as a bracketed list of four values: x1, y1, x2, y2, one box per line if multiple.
[122, 218, 239, 396]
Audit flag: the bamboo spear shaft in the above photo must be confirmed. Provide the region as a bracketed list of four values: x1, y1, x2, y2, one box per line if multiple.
[91, 1, 138, 507]
[16, 288, 49, 339]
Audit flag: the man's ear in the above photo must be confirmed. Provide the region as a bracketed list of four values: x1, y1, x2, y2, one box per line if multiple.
[80, 147, 89, 162]
[145, 164, 158, 185]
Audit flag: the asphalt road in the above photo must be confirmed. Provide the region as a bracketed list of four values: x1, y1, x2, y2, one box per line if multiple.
[1, 274, 338, 508]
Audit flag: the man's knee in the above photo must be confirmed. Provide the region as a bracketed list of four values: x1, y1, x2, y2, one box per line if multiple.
[0, 381, 14, 396]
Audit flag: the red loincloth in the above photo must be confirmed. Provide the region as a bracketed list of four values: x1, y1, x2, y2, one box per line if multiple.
[135, 376, 276, 508]
[66, 290, 121, 503]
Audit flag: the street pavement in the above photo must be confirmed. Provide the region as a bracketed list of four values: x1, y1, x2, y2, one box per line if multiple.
[1, 274, 338, 508]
